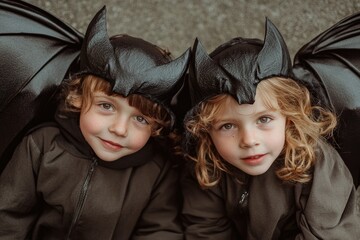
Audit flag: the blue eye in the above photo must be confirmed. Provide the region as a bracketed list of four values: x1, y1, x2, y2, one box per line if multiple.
[257, 116, 271, 124]
[221, 123, 234, 130]
[100, 103, 114, 111]
[135, 116, 149, 125]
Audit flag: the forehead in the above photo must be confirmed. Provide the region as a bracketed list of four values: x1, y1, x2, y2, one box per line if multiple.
[217, 93, 276, 117]
[93, 91, 128, 103]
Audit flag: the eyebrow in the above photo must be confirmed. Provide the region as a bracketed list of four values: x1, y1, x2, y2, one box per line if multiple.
[93, 93, 114, 99]
[214, 109, 277, 122]
[253, 109, 277, 116]
[92, 94, 120, 106]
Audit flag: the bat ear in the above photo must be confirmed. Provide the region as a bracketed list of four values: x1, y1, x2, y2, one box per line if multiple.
[256, 18, 292, 79]
[136, 48, 191, 100]
[80, 6, 117, 85]
[190, 38, 230, 104]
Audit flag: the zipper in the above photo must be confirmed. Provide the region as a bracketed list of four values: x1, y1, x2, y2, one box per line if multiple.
[66, 158, 98, 239]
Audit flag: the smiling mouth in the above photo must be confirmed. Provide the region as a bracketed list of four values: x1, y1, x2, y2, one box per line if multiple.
[100, 138, 123, 151]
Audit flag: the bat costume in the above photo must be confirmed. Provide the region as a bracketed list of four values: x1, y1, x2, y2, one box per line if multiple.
[0, 0, 190, 239]
[180, 16, 360, 239]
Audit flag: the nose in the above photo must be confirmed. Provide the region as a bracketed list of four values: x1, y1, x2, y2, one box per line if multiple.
[109, 116, 128, 137]
[239, 127, 258, 148]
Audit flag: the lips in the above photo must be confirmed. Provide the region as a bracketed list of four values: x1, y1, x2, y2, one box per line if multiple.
[100, 138, 123, 151]
[241, 154, 265, 165]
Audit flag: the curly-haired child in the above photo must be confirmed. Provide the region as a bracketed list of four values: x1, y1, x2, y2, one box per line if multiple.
[180, 19, 359, 239]
[0, 6, 189, 239]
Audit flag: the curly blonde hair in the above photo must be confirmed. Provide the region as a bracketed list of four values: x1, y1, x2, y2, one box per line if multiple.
[59, 75, 172, 137]
[185, 77, 337, 188]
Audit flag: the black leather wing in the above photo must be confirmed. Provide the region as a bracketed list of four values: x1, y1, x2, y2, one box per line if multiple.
[293, 12, 360, 186]
[0, 0, 83, 171]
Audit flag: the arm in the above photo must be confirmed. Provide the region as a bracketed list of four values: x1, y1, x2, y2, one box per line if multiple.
[295, 141, 360, 239]
[181, 164, 237, 240]
[131, 162, 183, 240]
[0, 134, 41, 239]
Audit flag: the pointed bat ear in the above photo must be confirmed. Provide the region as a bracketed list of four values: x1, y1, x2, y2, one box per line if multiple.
[148, 47, 191, 89]
[256, 18, 292, 80]
[191, 38, 230, 104]
[80, 6, 117, 85]
[134, 48, 191, 101]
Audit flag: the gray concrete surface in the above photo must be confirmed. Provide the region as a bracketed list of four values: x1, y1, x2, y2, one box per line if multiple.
[26, 0, 360, 58]
[26, 0, 360, 216]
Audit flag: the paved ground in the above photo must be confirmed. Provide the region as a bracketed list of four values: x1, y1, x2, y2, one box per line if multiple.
[27, 0, 360, 58]
[26, 0, 360, 216]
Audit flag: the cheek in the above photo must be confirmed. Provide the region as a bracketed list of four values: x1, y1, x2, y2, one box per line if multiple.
[215, 143, 233, 160]
[269, 135, 285, 154]
[210, 134, 234, 159]
[128, 129, 151, 150]
[79, 111, 103, 135]
[267, 123, 286, 151]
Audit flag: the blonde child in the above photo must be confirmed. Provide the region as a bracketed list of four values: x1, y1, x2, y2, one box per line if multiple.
[180, 20, 359, 239]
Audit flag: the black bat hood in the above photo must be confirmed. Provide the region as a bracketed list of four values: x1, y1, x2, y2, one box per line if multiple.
[79, 7, 190, 128]
[187, 18, 293, 109]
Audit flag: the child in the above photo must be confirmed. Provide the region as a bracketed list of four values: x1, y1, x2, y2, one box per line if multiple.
[0, 6, 190, 240]
[180, 19, 359, 239]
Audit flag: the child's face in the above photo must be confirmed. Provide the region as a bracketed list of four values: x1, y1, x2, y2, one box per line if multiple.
[79, 92, 153, 161]
[209, 94, 286, 176]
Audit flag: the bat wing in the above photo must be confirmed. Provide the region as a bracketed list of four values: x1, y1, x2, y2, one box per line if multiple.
[293, 12, 360, 186]
[0, 0, 83, 171]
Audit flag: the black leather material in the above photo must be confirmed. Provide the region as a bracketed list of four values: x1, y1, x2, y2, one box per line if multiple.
[79, 7, 190, 109]
[0, 0, 82, 172]
[293, 12, 360, 186]
[187, 19, 293, 107]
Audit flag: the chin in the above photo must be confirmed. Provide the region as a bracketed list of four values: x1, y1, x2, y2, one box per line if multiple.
[99, 157, 118, 162]
[96, 153, 122, 162]
[244, 166, 272, 176]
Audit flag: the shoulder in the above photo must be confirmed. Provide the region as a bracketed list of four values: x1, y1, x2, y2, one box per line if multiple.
[315, 139, 344, 167]
[8, 124, 63, 171]
[313, 139, 353, 184]
[316, 139, 339, 155]
[180, 160, 230, 199]
[24, 124, 61, 153]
